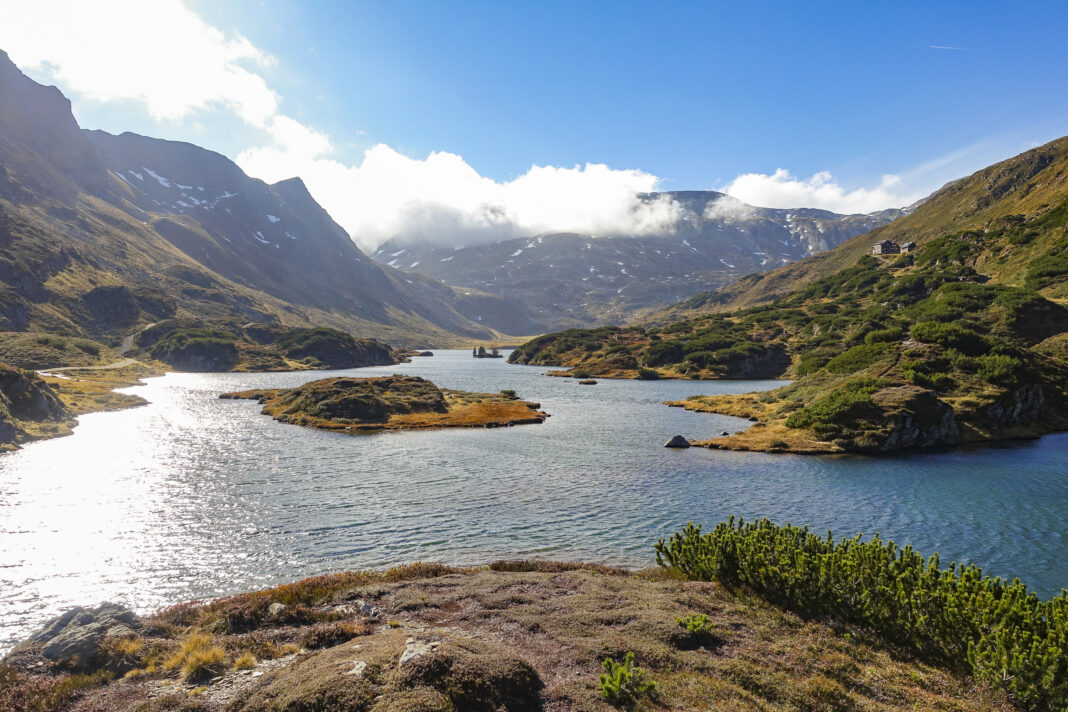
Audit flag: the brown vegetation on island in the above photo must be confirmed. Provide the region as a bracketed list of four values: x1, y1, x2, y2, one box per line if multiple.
[221, 375, 548, 433]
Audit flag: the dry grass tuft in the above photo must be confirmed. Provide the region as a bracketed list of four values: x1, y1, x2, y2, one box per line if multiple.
[163, 632, 226, 682]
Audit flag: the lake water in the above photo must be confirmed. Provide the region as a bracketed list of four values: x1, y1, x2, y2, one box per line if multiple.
[1, 349, 1066, 650]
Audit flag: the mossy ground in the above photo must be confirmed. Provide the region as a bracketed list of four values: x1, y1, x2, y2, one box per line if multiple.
[1, 564, 1012, 711]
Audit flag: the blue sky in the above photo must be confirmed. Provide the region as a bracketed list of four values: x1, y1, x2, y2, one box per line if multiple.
[2, 0, 1066, 248]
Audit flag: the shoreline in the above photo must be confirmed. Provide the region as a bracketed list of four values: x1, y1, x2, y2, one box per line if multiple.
[667, 392, 1065, 455]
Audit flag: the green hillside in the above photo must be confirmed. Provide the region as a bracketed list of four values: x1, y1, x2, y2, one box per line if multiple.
[510, 139, 1068, 453]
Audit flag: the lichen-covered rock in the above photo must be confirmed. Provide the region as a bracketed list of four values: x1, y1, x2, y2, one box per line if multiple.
[23, 602, 141, 670]
[984, 383, 1045, 431]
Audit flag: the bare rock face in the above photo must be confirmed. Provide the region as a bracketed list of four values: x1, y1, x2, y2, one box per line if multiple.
[665, 434, 691, 448]
[870, 386, 960, 452]
[25, 602, 141, 671]
[985, 383, 1045, 431]
[0, 364, 72, 447]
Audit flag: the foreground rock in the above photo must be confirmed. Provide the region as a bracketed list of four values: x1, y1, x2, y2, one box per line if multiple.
[15, 603, 142, 672]
[221, 375, 548, 432]
[664, 434, 690, 448]
[0, 563, 1011, 711]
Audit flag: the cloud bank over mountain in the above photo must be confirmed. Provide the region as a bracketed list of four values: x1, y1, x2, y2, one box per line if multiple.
[0, 0, 917, 251]
[718, 169, 922, 215]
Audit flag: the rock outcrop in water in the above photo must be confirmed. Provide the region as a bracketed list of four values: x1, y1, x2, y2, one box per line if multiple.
[221, 375, 548, 432]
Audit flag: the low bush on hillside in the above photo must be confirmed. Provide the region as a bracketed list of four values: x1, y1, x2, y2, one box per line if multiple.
[656, 518, 1068, 711]
[784, 378, 887, 433]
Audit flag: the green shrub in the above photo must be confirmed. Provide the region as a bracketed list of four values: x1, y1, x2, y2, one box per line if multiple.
[656, 518, 1068, 711]
[784, 378, 886, 430]
[642, 340, 682, 366]
[976, 354, 1032, 388]
[599, 652, 656, 708]
[910, 321, 991, 356]
[674, 613, 721, 649]
[823, 343, 892, 373]
[863, 327, 903, 345]
[636, 368, 659, 380]
[34, 335, 66, 348]
[72, 339, 101, 356]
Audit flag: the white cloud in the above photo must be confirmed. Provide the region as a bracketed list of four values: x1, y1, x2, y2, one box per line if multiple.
[238, 138, 680, 250]
[0, 0, 279, 125]
[702, 194, 754, 222]
[718, 169, 920, 214]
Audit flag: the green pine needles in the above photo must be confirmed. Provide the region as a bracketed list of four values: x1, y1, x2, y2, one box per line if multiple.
[599, 652, 657, 708]
[655, 518, 1068, 711]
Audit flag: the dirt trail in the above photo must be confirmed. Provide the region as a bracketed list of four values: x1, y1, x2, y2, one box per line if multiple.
[37, 357, 140, 375]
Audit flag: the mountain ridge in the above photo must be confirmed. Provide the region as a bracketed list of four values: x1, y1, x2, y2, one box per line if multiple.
[0, 50, 521, 348]
[372, 191, 906, 330]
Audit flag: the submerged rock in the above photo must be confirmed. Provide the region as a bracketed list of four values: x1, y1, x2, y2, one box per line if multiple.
[665, 434, 691, 448]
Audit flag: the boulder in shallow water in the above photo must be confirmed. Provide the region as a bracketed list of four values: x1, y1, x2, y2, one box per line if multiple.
[664, 435, 691, 448]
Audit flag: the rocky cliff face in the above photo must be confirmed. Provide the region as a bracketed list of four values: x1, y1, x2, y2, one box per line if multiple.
[0, 364, 73, 448]
[870, 386, 960, 452]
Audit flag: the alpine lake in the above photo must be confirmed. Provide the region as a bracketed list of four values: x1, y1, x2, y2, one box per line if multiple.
[1, 349, 1066, 650]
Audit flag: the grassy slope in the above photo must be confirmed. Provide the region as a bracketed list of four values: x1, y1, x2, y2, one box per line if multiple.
[1, 192, 507, 350]
[1, 563, 1011, 712]
[0, 333, 120, 370]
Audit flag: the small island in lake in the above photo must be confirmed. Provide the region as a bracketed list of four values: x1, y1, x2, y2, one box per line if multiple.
[221, 375, 547, 432]
[472, 345, 503, 358]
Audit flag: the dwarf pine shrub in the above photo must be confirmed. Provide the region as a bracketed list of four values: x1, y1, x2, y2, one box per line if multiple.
[655, 518, 1068, 711]
[599, 652, 656, 708]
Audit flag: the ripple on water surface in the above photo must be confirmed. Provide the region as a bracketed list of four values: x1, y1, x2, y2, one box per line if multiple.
[1, 349, 1066, 650]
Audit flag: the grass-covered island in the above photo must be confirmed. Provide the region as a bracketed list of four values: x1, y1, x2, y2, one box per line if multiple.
[6, 518, 1063, 711]
[221, 375, 548, 432]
